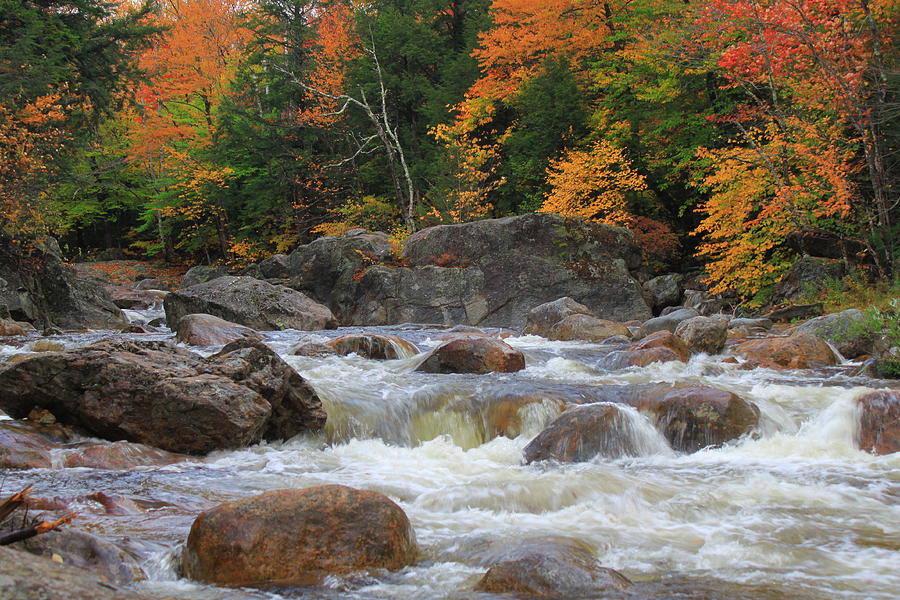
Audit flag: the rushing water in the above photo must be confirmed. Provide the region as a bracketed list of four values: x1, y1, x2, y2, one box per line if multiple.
[1, 314, 898, 600]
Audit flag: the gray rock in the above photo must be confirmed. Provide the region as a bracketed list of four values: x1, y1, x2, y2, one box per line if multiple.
[795, 309, 871, 358]
[729, 317, 773, 330]
[638, 308, 699, 338]
[257, 253, 292, 278]
[181, 265, 228, 288]
[0, 231, 126, 329]
[164, 276, 337, 331]
[21, 529, 143, 584]
[675, 316, 728, 354]
[175, 313, 264, 346]
[0, 338, 326, 454]
[643, 273, 684, 312]
[771, 256, 847, 304]
[523, 297, 593, 336]
[0, 546, 151, 600]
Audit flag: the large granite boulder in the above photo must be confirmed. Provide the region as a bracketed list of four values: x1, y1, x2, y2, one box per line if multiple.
[0, 231, 126, 329]
[164, 275, 337, 331]
[642, 273, 684, 313]
[795, 309, 872, 358]
[770, 256, 847, 304]
[0, 339, 325, 454]
[180, 265, 229, 288]
[285, 215, 651, 328]
[182, 485, 417, 587]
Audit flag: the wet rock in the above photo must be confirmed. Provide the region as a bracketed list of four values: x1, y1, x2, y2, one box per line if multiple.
[326, 334, 419, 359]
[0, 545, 151, 600]
[120, 324, 158, 334]
[522, 297, 593, 336]
[795, 309, 872, 358]
[629, 330, 691, 362]
[856, 390, 899, 455]
[0, 338, 326, 454]
[523, 403, 652, 463]
[181, 265, 228, 288]
[29, 339, 64, 352]
[182, 485, 417, 587]
[0, 318, 26, 336]
[175, 313, 264, 346]
[63, 441, 192, 469]
[638, 308, 699, 338]
[416, 337, 525, 374]
[291, 342, 338, 357]
[548, 314, 630, 342]
[0, 420, 59, 469]
[482, 393, 567, 439]
[734, 334, 839, 368]
[643, 273, 684, 312]
[675, 316, 728, 354]
[636, 386, 759, 452]
[86, 492, 144, 516]
[0, 230, 127, 330]
[147, 317, 166, 328]
[165, 275, 337, 331]
[597, 347, 687, 370]
[21, 529, 144, 584]
[474, 536, 631, 598]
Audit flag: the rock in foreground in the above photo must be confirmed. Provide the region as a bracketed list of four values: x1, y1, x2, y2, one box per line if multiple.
[182, 485, 417, 587]
[0, 339, 325, 454]
[164, 275, 336, 331]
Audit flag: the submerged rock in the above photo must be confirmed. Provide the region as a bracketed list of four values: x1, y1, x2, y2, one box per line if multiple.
[182, 485, 417, 587]
[636, 386, 759, 453]
[856, 390, 898, 455]
[175, 313, 263, 346]
[326, 334, 419, 359]
[0, 339, 325, 454]
[474, 535, 631, 598]
[63, 441, 192, 469]
[734, 334, 839, 368]
[523, 403, 656, 463]
[416, 337, 525, 374]
[164, 275, 337, 331]
[21, 529, 144, 585]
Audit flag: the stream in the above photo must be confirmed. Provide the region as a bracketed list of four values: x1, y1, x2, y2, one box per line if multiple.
[1, 310, 898, 600]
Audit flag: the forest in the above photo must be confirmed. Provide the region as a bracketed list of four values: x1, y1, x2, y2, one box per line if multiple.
[1, 0, 897, 303]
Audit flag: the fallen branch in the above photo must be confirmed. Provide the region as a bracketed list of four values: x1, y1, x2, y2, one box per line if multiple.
[0, 484, 33, 522]
[0, 514, 75, 546]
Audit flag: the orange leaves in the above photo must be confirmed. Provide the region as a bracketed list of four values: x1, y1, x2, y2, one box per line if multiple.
[540, 141, 647, 223]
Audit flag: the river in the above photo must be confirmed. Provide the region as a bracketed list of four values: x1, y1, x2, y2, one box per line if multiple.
[1, 314, 898, 600]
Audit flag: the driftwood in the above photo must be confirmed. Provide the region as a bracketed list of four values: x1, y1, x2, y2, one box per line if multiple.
[0, 484, 76, 546]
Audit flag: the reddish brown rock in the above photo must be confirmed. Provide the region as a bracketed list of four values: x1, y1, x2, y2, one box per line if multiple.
[326, 334, 419, 359]
[416, 337, 525, 374]
[474, 536, 631, 598]
[175, 313, 263, 346]
[524, 403, 649, 463]
[734, 334, 839, 368]
[0, 319, 26, 337]
[636, 386, 759, 452]
[63, 441, 192, 469]
[629, 330, 691, 362]
[856, 390, 899, 455]
[482, 393, 567, 439]
[0, 421, 58, 469]
[86, 492, 144, 516]
[597, 347, 686, 370]
[182, 485, 417, 587]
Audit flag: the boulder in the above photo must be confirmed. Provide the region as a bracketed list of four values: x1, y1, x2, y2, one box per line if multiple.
[0, 339, 326, 454]
[175, 313, 264, 346]
[522, 297, 593, 336]
[182, 485, 417, 587]
[416, 337, 525, 374]
[548, 314, 631, 342]
[770, 256, 847, 304]
[642, 273, 684, 312]
[596, 347, 687, 370]
[105, 286, 164, 310]
[636, 387, 759, 452]
[164, 275, 337, 331]
[20, 529, 144, 584]
[63, 441, 192, 469]
[638, 308, 699, 338]
[795, 309, 871, 358]
[291, 342, 339, 357]
[326, 334, 419, 359]
[729, 317, 773, 330]
[629, 330, 691, 362]
[675, 316, 728, 354]
[180, 265, 228, 288]
[474, 536, 631, 598]
[257, 253, 292, 279]
[0, 231, 127, 330]
[856, 390, 898, 455]
[480, 392, 567, 439]
[0, 546, 152, 600]
[0, 420, 59, 469]
[0, 318, 26, 336]
[523, 403, 653, 463]
[734, 334, 839, 368]
[134, 278, 169, 291]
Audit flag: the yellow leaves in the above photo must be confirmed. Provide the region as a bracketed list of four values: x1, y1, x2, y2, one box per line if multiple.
[540, 141, 647, 223]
